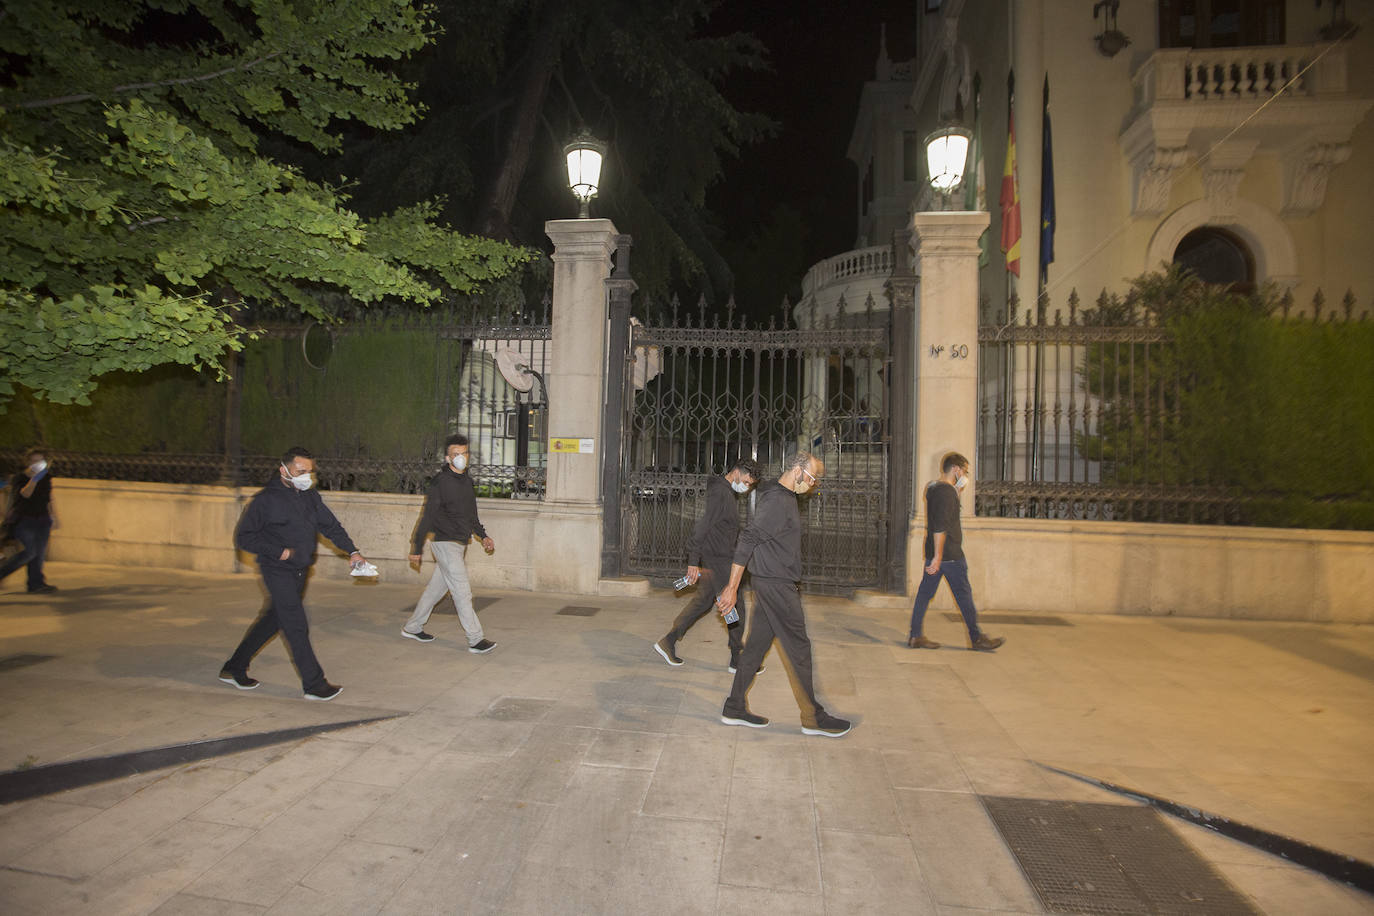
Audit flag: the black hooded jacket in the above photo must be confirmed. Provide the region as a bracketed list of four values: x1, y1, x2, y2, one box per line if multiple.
[234, 475, 358, 570]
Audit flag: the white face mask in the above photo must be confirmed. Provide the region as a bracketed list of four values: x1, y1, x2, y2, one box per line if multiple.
[730, 480, 750, 494]
[451, 454, 468, 472]
[29, 460, 47, 475]
[954, 473, 968, 491]
[282, 464, 315, 491]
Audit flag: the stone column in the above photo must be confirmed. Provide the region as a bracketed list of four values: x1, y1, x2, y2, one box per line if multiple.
[534, 218, 618, 594]
[907, 210, 990, 593]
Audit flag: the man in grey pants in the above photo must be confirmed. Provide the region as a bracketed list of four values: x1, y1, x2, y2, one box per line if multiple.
[716, 450, 852, 737]
[403, 434, 496, 653]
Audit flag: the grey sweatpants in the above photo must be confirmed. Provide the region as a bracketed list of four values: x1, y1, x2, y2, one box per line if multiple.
[404, 540, 485, 645]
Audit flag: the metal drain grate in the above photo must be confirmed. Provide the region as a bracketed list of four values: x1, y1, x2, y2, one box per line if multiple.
[943, 612, 1070, 626]
[556, 605, 600, 616]
[0, 653, 57, 672]
[983, 797, 1258, 915]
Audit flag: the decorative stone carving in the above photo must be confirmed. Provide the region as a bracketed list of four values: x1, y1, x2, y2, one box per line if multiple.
[1282, 143, 1352, 217]
[1202, 166, 1245, 220]
[1132, 147, 1190, 216]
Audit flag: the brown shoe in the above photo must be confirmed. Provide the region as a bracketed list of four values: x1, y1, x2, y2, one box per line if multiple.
[907, 636, 941, 649]
[971, 635, 1005, 651]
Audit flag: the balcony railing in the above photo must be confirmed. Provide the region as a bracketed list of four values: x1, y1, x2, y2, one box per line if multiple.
[1131, 42, 1349, 110]
[800, 245, 894, 299]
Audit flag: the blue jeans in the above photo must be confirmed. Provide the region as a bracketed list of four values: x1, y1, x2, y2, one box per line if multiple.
[908, 558, 982, 641]
[0, 516, 52, 590]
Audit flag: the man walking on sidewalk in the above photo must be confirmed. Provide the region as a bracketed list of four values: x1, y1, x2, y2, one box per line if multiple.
[221, 446, 368, 700]
[0, 448, 59, 594]
[717, 450, 852, 737]
[654, 457, 761, 671]
[907, 452, 1004, 652]
[403, 434, 496, 654]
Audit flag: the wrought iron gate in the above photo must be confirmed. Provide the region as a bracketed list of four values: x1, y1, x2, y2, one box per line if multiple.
[616, 300, 896, 594]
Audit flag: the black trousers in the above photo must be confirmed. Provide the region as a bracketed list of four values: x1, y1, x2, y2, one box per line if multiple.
[667, 556, 745, 661]
[723, 577, 826, 728]
[224, 564, 325, 691]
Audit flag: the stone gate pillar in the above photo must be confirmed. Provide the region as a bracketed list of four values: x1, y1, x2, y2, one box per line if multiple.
[534, 218, 619, 594]
[907, 210, 989, 592]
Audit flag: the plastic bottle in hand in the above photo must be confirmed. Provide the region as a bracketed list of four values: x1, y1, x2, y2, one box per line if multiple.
[672, 575, 693, 592]
[718, 596, 739, 624]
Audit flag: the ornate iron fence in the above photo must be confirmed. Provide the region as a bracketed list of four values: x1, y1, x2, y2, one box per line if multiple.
[4, 302, 552, 498]
[976, 287, 1371, 525]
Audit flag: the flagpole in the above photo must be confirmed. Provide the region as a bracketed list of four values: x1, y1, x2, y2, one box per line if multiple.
[1000, 68, 1020, 482]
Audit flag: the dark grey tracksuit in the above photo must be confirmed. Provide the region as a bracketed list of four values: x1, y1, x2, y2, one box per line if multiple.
[721, 480, 829, 727]
[667, 475, 746, 661]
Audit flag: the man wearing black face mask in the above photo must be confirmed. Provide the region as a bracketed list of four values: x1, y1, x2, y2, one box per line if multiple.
[220, 446, 367, 700]
[403, 434, 496, 653]
[0, 448, 59, 594]
[906, 452, 1004, 652]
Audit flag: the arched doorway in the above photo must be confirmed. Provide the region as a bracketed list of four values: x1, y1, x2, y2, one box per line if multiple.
[1173, 226, 1255, 293]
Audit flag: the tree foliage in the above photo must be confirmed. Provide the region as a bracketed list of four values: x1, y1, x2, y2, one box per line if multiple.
[324, 0, 774, 305]
[1078, 266, 1374, 529]
[0, 0, 534, 408]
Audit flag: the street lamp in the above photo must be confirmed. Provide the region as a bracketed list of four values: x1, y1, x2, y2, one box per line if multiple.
[564, 129, 607, 218]
[924, 125, 971, 205]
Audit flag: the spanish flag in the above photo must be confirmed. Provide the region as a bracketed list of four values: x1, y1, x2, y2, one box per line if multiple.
[1000, 74, 1022, 278]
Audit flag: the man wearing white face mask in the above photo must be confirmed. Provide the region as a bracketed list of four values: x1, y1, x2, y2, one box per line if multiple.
[654, 457, 761, 671]
[0, 448, 59, 594]
[221, 446, 367, 700]
[403, 434, 497, 653]
[906, 452, 1004, 652]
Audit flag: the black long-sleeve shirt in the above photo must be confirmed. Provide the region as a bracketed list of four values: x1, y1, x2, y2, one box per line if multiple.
[922, 481, 965, 562]
[732, 479, 801, 582]
[685, 475, 742, 565]
[7, 471, 53, 519]
[411, 466, 487, 554]
[234, 476, 358, 570]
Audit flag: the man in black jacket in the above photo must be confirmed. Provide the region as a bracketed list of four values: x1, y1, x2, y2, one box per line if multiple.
[220, 446, 367, 700]
[403, 434, 497, 653]
[653, 458, 761, 670]
[0, 448, 59, 594]
[716, 450, 852, 737]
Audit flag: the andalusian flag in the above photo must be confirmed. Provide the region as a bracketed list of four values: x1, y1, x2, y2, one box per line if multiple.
[1000, 71, 1022, 278]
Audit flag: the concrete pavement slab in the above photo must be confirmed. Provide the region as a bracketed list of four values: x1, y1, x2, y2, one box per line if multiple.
[1, 561, 1372, 913]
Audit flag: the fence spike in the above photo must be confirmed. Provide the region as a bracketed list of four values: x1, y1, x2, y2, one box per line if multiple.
[780, 295, 792, 330]
[835, 293, 849, 319]
[1068, 289, 1080, 324]
[1054, 308, 1063, 326]
[1342, 289, 1355, 321]
[696, 293, 708, 328]
[864, 292, 877, 321]
[669, 292, 681, 325]
[726, 294, 737, 328]
[1311, 288, 1324, 322]
[1279, 288, 1293, 319]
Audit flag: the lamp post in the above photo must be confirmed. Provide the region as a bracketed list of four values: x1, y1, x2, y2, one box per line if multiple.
[924, 125, 971, 209]
[564, 129, 607, 218]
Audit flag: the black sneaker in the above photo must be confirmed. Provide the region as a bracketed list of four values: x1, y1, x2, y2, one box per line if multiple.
[469, 639, 497, 654]
[401, 629, 435, 642]
[720, 710, 769, 728]
[971, 635, 1006, 651]
[26, 584, 57, 594]
[218, 668, 259, 690]
[802, 714, 852, 738]
[654, 638, 684, 666]
[303, 682, 342, 701]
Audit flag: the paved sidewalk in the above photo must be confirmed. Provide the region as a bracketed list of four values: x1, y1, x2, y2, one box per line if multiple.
[0, 562, 1371, 915]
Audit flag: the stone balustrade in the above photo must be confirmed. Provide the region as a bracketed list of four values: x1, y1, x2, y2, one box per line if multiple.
[800, 245, 895, 298]
[1132, 42, 1348, 109]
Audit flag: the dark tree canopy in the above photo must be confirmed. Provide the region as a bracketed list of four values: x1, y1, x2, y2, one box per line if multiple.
[0, 0, 534, 408]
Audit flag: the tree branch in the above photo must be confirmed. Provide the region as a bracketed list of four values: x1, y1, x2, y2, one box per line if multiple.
[15, 51, 286, 110]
